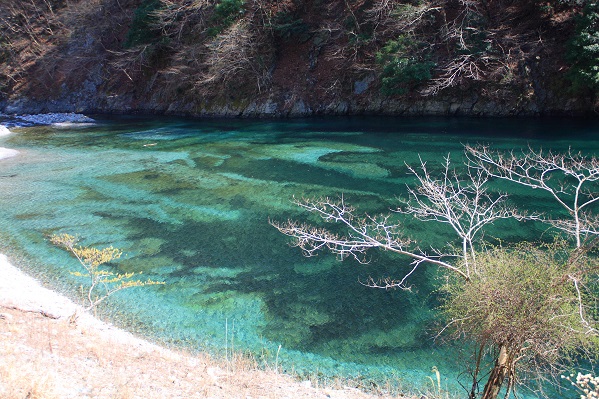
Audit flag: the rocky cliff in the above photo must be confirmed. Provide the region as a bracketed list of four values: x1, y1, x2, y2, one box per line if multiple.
[0, 0, 597, 117]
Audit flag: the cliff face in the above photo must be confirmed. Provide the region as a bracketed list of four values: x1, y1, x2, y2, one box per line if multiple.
[0, 0, 596, 117]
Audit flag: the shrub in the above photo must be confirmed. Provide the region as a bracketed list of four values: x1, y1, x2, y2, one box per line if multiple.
[270, 11, 309, 41]
[51, 233, 164, 312]
[151, 0, 211, 42]
[567, 2, 599, 94]
[124, 0, 163, 48]
[441, 241, 599, 398]
[206, 0, 245, 37]
[200, 19, 270, 93]
[376, 35, 434, 95]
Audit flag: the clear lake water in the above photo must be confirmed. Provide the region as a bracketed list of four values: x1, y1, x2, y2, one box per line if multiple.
[1, 115, 599, 397]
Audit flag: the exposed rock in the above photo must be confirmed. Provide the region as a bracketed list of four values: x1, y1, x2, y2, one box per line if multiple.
[354, 76, 375, 95]
[0, 0, 596, 118]
[14, 113, 96, 126]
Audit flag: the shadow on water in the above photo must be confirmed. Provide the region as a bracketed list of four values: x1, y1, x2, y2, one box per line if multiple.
[126, 213, 439, 358]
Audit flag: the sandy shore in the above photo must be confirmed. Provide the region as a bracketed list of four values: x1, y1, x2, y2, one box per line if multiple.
[0, 148, 19, 160]
[0, 126, 11, 136]
[0, 254, 155, 345]
[0, 254, 406, 399]
[0, 125, 19, 160]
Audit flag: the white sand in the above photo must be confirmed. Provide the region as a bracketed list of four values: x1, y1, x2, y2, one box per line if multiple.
[0, 147, 19, 160]
[0, 254, 78, 318]
[0, 253, 163, 351]
[0, 125, 18, 160]
[0, 254, 388, 399]
[0, 125, 11, 136]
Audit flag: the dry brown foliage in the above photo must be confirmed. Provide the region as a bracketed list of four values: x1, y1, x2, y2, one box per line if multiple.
[0, 306, 407, 399]
[199, 19, 271, 94]
[0, 0, 67, 94]
[152, 0, 212, 41]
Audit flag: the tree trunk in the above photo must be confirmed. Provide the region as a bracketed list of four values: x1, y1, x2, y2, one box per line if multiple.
[481, 345, 513, 399]
[469, 342, 485, 399]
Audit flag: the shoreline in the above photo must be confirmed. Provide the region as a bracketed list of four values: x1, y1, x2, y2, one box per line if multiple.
[0, 115, 408, 398]
[0, 253, 403, 398]
[0, 253, 164, 350]
[0, 147, 19, 160]
[0, 125, 18, 160]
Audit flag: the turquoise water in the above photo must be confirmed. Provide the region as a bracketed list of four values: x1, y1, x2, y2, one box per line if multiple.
[1, 116, 599, 396]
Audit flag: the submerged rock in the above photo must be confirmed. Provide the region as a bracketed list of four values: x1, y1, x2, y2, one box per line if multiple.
[15, 113, 95, 125]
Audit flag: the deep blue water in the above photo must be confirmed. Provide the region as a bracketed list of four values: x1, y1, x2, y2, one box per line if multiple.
[1, 115, 598, 397]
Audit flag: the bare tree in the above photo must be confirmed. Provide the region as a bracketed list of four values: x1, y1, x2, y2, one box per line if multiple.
[464, 145, 599, 396]
[272, 147, 599, 399]
[272, 156, 519, 399]
[200, 19, 270, 93]
[108, 45, 154, 83]
[152, 0, 211, 41]
[272, 195, 469, 290]
[419, 0, 498, 96]
[466, 145, 599, 248]
[365, 0, 441, 38]
[423, 53, 489, 96]
[400, 155, 518, 274]
[272, 155, 513, 288]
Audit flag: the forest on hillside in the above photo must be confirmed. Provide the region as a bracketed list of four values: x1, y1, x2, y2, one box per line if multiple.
[1, 0, 598, 116]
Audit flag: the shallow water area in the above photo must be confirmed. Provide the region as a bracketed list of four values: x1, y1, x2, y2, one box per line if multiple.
[1, 115, 598, 396]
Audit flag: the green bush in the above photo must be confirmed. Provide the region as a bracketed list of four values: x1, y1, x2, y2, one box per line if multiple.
[567, 2, 599, 94]
[206, 0, 245, 37]
[456, 9, 490, 55]
[270, 11, 309, 41]
[376, 36, 434, 95]
[124, 0, 163, 48]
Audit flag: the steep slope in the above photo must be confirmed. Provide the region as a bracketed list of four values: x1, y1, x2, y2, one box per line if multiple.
[0, 0, 596, 116]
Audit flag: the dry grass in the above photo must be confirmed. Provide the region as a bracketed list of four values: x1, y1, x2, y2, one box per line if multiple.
[0, 306, 410, 399]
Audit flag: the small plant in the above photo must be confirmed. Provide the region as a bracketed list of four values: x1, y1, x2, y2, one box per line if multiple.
[567, 2, 599, 94]
[270, 11, 309, 41]
[376, 35, 434, 95]
[124, 0, 163, 48]
[426, 366, 450, 399]
[50, 233, 164, 312]
[206, 0, 245, 37]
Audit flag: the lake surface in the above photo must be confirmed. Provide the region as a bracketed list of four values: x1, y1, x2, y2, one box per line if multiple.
[1, 116, 598, 396]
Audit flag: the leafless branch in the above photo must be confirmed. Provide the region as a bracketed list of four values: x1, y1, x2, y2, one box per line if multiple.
[466, 145, 599, 247]
[423, 53, 488, 96]
[365, 0, 441, 38]
[152, 0, 210, 42]
[271, 195, 471, 286]
[398, 154, 519, 275]
[199, 19, 270, 93]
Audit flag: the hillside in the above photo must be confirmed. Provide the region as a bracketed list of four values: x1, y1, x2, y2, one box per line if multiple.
[0, 0, 597, 116]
